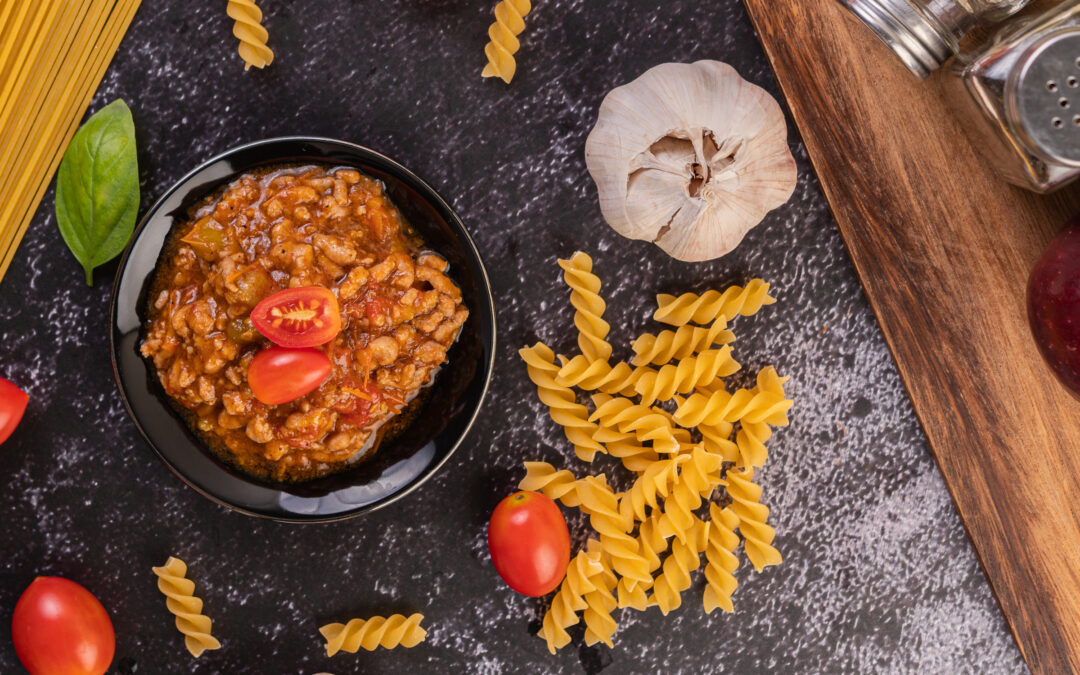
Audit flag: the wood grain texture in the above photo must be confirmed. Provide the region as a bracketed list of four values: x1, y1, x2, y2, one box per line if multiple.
[742, 1, 1080, 672]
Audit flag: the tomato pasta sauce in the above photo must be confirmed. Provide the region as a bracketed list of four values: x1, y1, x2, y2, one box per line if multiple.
[140, 165, 469, 482]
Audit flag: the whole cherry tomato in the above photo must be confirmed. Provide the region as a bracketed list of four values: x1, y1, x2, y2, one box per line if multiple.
[248, 346, 332, 405]
[488, 491, 571, 597]
[250, 286, 342, 348]
[0, 377, 28, 444]
[12, 577, 115, 675]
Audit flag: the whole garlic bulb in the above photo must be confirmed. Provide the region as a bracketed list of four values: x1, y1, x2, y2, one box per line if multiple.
[585, 60, 797, 262]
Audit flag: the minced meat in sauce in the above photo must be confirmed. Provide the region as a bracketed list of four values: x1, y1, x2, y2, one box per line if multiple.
[140, 164, 469, 482]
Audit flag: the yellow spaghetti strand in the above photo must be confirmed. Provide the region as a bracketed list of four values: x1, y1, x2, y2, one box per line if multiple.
[0, 0, 143, 282]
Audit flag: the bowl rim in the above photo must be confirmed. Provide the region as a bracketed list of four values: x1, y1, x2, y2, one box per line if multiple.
[108, 135, 496, 522]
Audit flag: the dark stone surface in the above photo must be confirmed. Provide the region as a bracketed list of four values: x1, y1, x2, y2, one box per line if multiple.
[0, 1, 1028, 673]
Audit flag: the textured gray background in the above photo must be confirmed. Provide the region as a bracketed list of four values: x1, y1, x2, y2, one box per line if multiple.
[0, 0, 1028, 673]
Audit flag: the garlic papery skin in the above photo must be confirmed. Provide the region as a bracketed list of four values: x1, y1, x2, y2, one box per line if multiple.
[585, 60, 797, 262]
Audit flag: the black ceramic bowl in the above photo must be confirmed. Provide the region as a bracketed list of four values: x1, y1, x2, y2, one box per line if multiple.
[110, 137, 495, 522]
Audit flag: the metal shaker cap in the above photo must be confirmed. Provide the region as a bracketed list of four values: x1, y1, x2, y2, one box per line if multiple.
[843, 0, 956, 79]
[1006, 29, 1080, 167]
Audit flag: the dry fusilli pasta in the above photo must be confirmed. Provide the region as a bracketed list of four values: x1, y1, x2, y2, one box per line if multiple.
[620, 455, 686, 522]
[590, 395, 678, 454]
[656, 456, 710, 544]
[630, 319, 736, 366]
[653, 279, 775, 326]
[538, 549, 602, 653]
[151, 557, 221, 658]
[517, 253, 791, 649]
[680, 444, 725, 498]
[632, 346, 740, 406]
[226, 0, 273, 70]
[673, 383, 792, 429]
[559, 252, 612, 363]
[519, 461, 582, 506]
[703, 504, 740, 614]
[699, 419, 739, 463]
[481, 0, 532, 84]
[636, 512, 670, 577]
[520, 342, 606, 462]
[724, 467, 782, 572]
[582, 539, 618, 647]
[593, 426, 660, 473]
[576, 476, 652, 594]
[650, 516, 707, 615]
[556, 356, 644, 395]
[735, 366, 791, 467]
[319, 614, 426, 654]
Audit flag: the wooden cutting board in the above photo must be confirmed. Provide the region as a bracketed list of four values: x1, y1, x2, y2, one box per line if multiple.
[741, 1, 1080, 672]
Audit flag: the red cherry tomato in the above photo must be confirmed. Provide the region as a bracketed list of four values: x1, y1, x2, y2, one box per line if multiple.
[0, 377, 28, 444]
[12, 577, 115, 675]
[488, 491, 571, 597]
[247, 346, 332, 405]
[250, 286, 342, 348]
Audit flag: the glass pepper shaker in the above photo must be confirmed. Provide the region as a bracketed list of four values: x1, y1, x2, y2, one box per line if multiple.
[942, 1, 1080, 192]
[842, 0, 1034, 78]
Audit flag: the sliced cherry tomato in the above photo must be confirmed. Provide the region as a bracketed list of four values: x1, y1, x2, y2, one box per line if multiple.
[251, 286, 342, 348]
[0, 377, 28, 444]
[12, 577, 115, 675]
[488, 492, 571, 597]
[248, 346, 332, 405]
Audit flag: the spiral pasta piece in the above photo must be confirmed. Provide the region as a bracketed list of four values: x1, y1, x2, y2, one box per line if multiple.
[653, 279, 776, 327]
[556, 356, 644, 395]
[636, 512, 670, 577]
[630, 319, 736, 366]
[481, 0, 532, 84]
[699, 419, 739, 463]
[620, 455, 687, 522]
[673, 384, 793, 429]
[520, 342, 606, 462]
[633, 346, 740, 406]
[593, 426, 661, 473]
[703, 504, 740, 614]
[656, 461, 706, 545]
[679, 444, 725, 498]
[650, 516, 706, 615]
[559, 252, 612, 363]
[538, 549, 603, 653]
[582, 539, 618, 647]
[519, 461, 582, 506]
[724, 467, 782, 572]
[151, 557, 221, 658]
[226, 0, 273, 71]
[319, 614, 427, 655]
[590, 395, 679, 454]
[733, 367, 791, 467]
[577, 476, 652, 591]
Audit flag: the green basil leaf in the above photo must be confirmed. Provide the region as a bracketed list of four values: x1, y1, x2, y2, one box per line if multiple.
[55, 99, 140, 286]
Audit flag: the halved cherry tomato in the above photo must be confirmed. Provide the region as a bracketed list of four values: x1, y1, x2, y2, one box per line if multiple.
[250, 286, 342, 348]
[12, 577, 115, 675]
[488, 492, 571, 597]
[0, 377, 28, 444]
[248, 346, 332, 405]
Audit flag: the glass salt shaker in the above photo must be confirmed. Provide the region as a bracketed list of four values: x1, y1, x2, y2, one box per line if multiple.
[942, 1, 1080, 192]
[842, 0, 1034, 78]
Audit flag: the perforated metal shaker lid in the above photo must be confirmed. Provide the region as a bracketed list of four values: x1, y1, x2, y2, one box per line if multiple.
[843, 0, 956, 79]
[1006, 29, 1080, 167]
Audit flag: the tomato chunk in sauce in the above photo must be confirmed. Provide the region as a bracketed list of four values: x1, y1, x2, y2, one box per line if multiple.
[140, 165, 469, 481]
